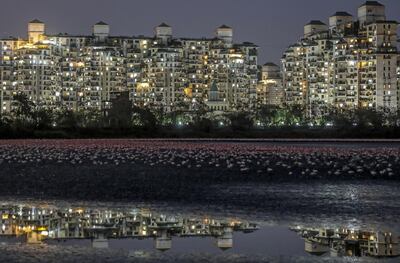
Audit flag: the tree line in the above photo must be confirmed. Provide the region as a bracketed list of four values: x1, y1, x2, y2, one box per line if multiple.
[1, 94, 400, 138]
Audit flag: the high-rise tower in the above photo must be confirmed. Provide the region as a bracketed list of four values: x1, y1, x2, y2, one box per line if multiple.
[28, 19, 45, 44]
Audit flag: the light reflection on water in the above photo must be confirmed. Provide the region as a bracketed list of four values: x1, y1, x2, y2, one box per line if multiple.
[42, 227, 307, 257]
[1, 179, 400, 262]
[0, 201, 399, 262]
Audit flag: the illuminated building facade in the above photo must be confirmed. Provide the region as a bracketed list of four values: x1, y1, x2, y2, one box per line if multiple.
[257, 62, 284, 106]
[0, 205, 258, 251]
[295, 227, 399, 258]
[282, 1, 399, 117]
[0, 21, 258, 114]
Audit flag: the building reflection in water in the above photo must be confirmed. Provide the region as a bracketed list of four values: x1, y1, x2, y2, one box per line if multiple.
[292, 226, 399, 258]
[0, 205, 259, 251]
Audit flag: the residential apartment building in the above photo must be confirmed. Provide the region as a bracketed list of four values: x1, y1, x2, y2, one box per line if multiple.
[299, 227, 399, 257]
[0, 20, 258, 114]
[397, 56, 400, 108]
[282, 1, 399, 117]
[257, 62, 284, 107]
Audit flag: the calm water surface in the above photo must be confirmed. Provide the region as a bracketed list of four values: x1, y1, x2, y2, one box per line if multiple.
[0, 141, 399, 262]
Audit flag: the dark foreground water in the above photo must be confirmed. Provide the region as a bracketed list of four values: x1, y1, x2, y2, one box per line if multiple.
[0, 140, 399, 262]
[1, 180, 399, 262]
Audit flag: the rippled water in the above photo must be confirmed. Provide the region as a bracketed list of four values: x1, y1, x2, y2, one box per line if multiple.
[1, 180, 400, 262]
[205, 181, 400, 229]
[0, 141, 399, 262]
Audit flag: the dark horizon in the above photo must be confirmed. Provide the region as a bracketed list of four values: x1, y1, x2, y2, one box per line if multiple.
[0, 0, 399, 64]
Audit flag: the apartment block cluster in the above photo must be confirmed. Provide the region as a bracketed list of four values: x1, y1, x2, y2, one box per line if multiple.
[0, 205, 258, 251]
[1, 1, 398, 118]
[0, 21, 259, 115]
[282, 1, 399, 116]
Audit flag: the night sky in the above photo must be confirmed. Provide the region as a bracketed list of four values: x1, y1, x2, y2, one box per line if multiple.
[0, 0, 399, 64]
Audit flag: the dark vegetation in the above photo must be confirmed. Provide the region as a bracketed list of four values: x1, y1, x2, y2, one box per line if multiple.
[1, 93, 400, 139]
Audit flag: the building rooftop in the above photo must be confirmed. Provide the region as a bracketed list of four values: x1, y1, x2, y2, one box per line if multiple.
[157, 22, 171, 28]
[305, 20, 326, 26]
[235, 42, 258, 47]
[179, 37, 215, 41]
[360, 1, 384, 7]
[47, 33, 93, 38]
[331, 12, 352, 17]
[108, 35, 133, 39]
[373, 20, 398, 24]
[30, 19, 44, 24]
[263, 62, 278, 67]
[0, 36, 19, 41]
[133, 35, 154, 40]
[218, 24, 232, 29]
[95, 21, 108, 26]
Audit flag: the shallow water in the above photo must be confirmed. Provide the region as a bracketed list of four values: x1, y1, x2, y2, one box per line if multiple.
[0, 192, 399, 262]
[0, 140, 399, 262]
